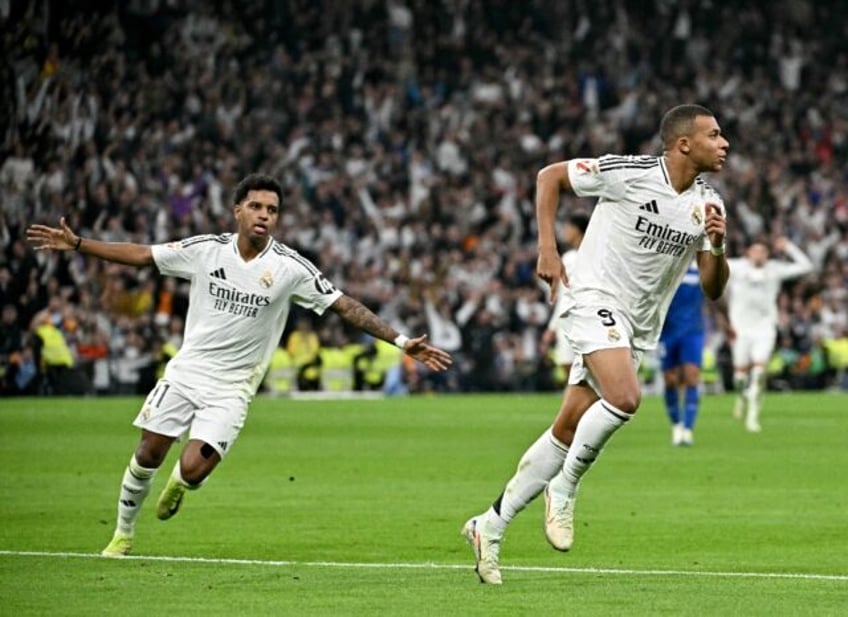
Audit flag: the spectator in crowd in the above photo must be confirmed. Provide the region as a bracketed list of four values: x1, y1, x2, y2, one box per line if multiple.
[29, 308, 93, 395]
[286, 317, 322, 391]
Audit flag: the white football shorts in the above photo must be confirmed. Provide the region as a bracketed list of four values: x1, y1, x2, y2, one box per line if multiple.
[559, 303, 643, 393]
[732, 330, 776, 367]
[133, 379, 248, 458]
[552, 332, 577, 366]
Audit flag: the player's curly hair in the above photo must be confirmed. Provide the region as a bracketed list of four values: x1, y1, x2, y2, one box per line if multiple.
[232, 173, 283, 206]
[660, 104, 715, 148]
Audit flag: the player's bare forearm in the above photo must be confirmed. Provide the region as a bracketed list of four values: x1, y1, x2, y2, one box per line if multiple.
[27, 218, 154, 267]
[328, 294, 453, 371]
[536, 162, 571, 250]
[698, 203, 729, 300]
[697, 251, 729, 300]
[77, 238, 153, 267]
[329, 294, 399, 342]
[536, 162, 571, 300]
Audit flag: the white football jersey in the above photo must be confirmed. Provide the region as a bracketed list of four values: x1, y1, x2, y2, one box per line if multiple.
[151, 234, 342, 399]
[563, 155, 723, 350]
[726, 242, 812, 333]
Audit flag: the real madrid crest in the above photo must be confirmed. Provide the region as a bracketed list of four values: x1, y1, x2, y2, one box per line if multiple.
[259, 269, 274, 289]
[691, 204, 704, 226]
[607, 328, 621, 343]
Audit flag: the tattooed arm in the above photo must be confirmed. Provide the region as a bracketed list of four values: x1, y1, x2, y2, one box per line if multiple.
[328, 295, 452, 371]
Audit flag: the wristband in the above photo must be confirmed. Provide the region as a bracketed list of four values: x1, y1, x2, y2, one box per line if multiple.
[74, 237, 82, 251]
[710, 243, 726, 256]
[393, 334, 410, 349]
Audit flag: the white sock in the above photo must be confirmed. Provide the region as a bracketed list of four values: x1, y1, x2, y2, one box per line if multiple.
[486, 428, 569, 528]
[734, 370, 748, 400]
[747, 366, 765, 424]
[550, 399, 630, 497]
[115, 455, 158, 535]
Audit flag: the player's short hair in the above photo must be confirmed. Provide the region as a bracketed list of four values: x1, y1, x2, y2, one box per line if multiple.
[232, 173, 283, 206]
[567, 211, 591, 235]
[660, 104, 715, 148]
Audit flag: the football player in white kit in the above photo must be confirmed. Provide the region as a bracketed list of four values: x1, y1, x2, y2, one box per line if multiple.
[540, 212, 590, 381]
[463, 105, 730, 584]
[27, 173, 452, 557]
[727, 237, 812, 432]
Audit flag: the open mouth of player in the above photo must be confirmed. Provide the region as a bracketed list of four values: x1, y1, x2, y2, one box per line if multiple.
[253, 224, 268, 235]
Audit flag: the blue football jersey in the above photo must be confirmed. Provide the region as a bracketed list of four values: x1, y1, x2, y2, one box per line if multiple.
[661, 264, 704, 339]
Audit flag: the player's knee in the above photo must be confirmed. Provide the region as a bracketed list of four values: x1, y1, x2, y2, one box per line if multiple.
[179, 443, 220, 485]
[683, 369, 701, 386]
[134, 451, 164, 469]
[135, 441, 169, 468]
[551, 424, 576, 446]
[604, 390, 641, 415]
[178, 459, 212, 486]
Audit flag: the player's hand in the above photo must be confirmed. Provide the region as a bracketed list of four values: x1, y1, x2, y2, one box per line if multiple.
[704, 203, 726, 251]
[726, 326, 737, 344]
[537, 247, 567, 304]
[403, 334, 453, 371]
[773, 236, 788, 254]
[26, 217, 79, 252]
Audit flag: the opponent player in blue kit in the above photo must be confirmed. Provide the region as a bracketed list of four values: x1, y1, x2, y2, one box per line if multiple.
[659, 262, 705, 446]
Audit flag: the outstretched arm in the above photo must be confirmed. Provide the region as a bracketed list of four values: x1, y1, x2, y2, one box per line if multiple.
[536, 162, 572, 303]
[774, 237, 813, 279]
[27, 217, 154, 267]
[328, 294, 452, 371]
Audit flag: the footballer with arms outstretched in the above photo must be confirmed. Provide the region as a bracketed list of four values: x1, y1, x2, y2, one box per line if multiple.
[463, 104, 730, 584]
[27, 173, 452, 557]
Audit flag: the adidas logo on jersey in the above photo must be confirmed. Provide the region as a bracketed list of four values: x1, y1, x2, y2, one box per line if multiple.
[210, 268, 227, 280]
[639, 200, 659, 214]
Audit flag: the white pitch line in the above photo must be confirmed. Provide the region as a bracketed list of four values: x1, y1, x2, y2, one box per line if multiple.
[1, 550, 846, 582]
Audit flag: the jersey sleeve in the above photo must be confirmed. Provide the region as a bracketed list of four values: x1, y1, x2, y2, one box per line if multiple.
[289, 257, 344, 315]
[151, 235, 216, 279]
[567, 156, 638, 201]
[774, 242, 813, 280]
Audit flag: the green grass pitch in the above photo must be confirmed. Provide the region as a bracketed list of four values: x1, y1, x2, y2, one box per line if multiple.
[1, 392, 846, 616]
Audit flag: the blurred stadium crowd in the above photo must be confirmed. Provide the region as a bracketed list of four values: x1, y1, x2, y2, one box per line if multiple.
[1, 0, 847, 396]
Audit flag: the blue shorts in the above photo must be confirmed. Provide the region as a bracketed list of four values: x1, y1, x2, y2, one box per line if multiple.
[659, 332, 704, 371]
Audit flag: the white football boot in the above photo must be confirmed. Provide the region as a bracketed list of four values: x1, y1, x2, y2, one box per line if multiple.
[462, 516, 503, 585]
[543, 484, 575, 552]
[672, 423, 685, 446]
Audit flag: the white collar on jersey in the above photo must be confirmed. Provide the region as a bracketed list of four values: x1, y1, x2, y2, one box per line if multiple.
[231, 233, 274, 261]
[659, 156, 672, 188]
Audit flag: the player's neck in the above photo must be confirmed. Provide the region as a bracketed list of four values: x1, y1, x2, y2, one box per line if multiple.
[236, 234, 270, 262]
[662, 154, 698, 194]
